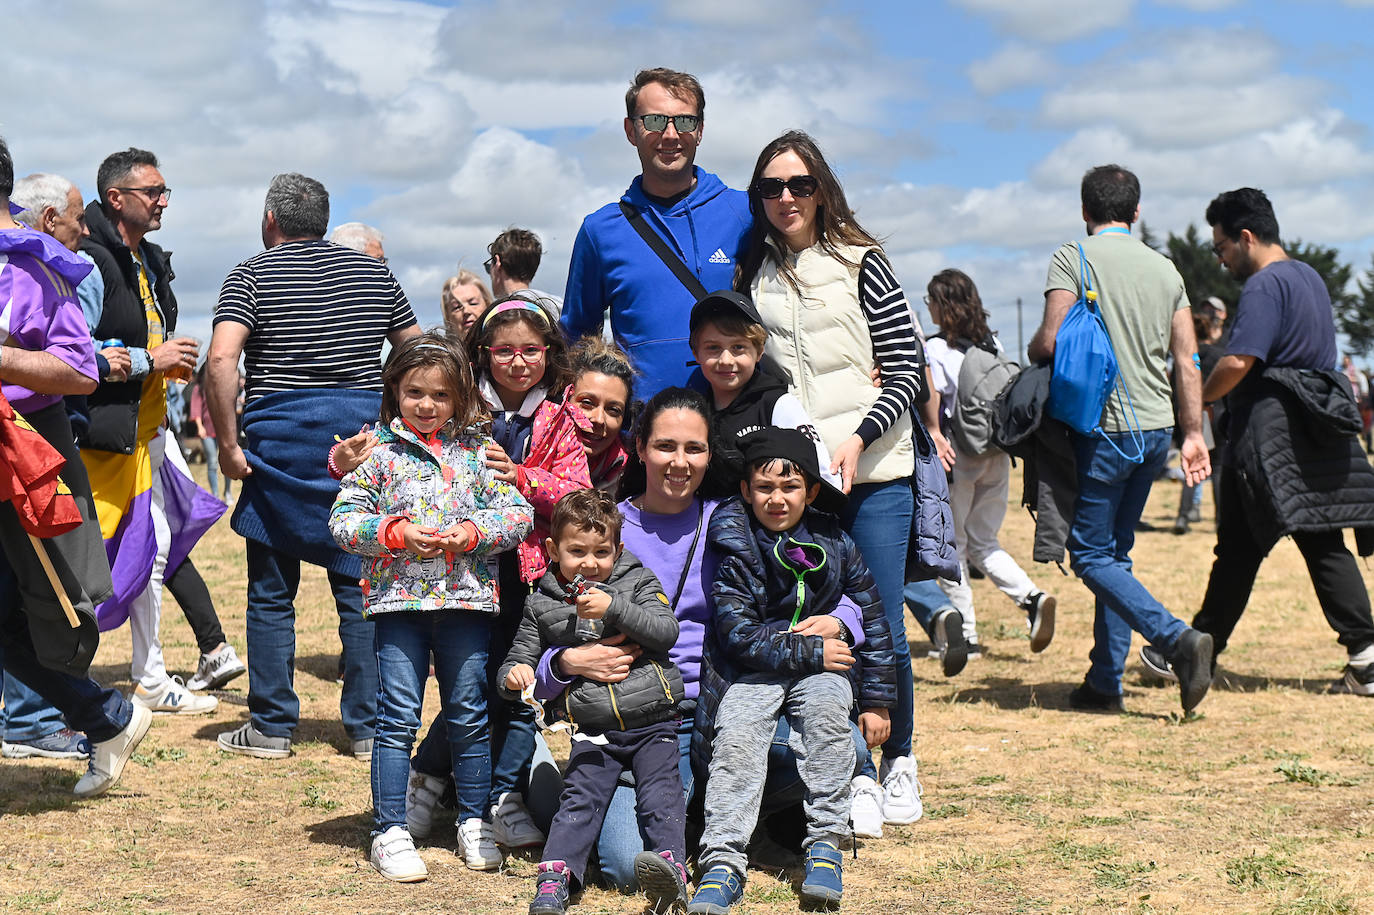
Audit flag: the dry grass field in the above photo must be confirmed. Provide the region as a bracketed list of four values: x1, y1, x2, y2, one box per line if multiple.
[3, 464, 1372, 915]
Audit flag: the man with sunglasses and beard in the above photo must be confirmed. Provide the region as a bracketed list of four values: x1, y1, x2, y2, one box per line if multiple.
[560, 68, 752, 399]
[79, 148, 223, 716]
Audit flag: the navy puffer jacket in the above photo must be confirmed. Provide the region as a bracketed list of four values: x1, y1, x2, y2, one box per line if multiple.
[691, 497, 894, 774]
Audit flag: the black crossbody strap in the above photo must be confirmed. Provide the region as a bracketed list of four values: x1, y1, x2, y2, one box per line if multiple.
[619, 200, 710, 300]
[668, 499, 705, 609]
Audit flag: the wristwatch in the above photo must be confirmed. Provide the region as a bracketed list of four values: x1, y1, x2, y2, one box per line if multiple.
[835, 619, 855, 646]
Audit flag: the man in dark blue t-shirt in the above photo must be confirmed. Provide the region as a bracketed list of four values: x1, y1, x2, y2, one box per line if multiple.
[1182, 187, 1374, 697]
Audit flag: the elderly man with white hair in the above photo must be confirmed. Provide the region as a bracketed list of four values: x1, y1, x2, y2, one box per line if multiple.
[12, 173, 120, 376]
[329, 221, 385, 261]
[2, 171, 118, 762]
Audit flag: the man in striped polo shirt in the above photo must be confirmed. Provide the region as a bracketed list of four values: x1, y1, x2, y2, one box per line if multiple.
[206, 173, 419, 759]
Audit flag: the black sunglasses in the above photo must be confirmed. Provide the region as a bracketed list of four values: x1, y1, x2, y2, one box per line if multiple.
[116, 185, 171, 202]
[636, 113, 700, 133]
[752, 176, 819, 200]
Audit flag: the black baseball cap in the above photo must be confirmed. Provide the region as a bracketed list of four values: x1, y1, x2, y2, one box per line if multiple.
[738, 427, 847, 515]
[689, 289, 764, 335]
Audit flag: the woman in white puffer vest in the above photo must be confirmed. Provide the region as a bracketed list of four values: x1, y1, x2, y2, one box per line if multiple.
[733, 130, 928, 837]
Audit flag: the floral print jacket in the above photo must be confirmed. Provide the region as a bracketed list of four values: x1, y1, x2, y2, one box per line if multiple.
[330, 418, 533, 618]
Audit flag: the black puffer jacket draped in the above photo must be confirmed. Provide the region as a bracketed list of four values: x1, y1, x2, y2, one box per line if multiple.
[1222, 367, 1374, 555]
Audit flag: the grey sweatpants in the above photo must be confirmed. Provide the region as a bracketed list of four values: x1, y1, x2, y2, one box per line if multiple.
[698, 672, 853, 875]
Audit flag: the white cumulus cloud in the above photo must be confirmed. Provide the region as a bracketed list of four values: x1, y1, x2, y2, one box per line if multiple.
[968, 43, 1060, 95]
[954, 0, 1135, 42]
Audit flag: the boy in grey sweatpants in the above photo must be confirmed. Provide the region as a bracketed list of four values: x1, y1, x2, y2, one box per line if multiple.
[689, 429, 896, 914]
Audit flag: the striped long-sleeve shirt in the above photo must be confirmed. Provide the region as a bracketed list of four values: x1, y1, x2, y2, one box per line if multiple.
[214, 240, 417, 404]
[854, 251, 925, 446]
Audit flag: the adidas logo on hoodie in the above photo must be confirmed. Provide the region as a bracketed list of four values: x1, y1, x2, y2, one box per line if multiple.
[708, 248, 732, 265]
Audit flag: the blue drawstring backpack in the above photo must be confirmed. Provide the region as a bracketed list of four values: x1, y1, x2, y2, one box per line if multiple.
[1047, 243, 1144, 462]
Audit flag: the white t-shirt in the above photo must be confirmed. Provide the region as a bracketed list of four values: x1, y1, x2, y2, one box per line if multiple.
[924, 336, 963, 427]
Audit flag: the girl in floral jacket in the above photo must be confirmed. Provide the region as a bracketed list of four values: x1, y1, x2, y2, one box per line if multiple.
[329, 333, 532, 883]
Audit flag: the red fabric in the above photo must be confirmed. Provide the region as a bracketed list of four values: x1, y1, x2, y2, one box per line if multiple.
[513, 388, 593, 582]
[457, 520, 481, 553]
[379, 516, 410, 550]
[0, 391, 83, 538]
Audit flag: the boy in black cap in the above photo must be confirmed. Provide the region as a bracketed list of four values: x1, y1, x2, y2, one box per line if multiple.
[688, 290, 841, 498]
[688, 428, 895, 914]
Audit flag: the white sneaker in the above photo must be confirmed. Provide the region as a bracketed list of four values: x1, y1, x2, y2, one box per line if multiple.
[74, 704, 152, 798]
[488, 791, 545, 848]
[878, 755, 924, 825]
[457, 817, 503, 870]
[405, 771, 449, 840]
[370, 825, 428, 882]
[133, 676, 218, 715]
[849, 775, 884, 839]
[186, 643, 246, 692]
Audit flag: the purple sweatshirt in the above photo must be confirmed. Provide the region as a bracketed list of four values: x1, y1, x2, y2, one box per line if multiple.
[0, 227, 97, 414]
[534, 495, 866, 702]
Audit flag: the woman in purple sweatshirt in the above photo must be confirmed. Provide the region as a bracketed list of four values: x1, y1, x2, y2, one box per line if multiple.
[534, 387, 717, 889]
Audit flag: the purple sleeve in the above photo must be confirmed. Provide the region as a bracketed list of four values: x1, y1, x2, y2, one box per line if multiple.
[831, 595, 866, 648]
[533, 647, 573, 702]
[0, 265, 97, 411]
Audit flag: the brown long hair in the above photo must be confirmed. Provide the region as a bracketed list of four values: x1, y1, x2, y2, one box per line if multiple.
[380, 331, 486, 431]
[926, 269, 991, 344]
[734, 130, 881, 295]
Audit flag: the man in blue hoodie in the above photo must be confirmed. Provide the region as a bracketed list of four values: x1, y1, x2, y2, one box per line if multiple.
[560, 68, 753, 398]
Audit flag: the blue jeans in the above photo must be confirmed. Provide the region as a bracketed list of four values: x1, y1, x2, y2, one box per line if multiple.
[200, 435, 231, 501]
[0, 569, 129, 744]
[1, 669, 67, 741]
[244, 539, 377, 740]
[1069, 429, 1187, 695]
[841, 479, 915, 760]
[372, 612, 491, 829]
[903, 578, 954, 640]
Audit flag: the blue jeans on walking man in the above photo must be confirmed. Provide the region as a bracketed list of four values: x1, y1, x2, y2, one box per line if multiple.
[1069, 428, 1188, 696]
[244, 539, 377, 741]
[1, 670, 67, 743]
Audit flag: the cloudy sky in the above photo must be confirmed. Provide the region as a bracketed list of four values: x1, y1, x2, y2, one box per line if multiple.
[5, 0, 1373, 351]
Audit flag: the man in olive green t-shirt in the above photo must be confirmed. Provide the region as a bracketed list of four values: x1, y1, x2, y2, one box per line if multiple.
[1029, 164, 1212, 715]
